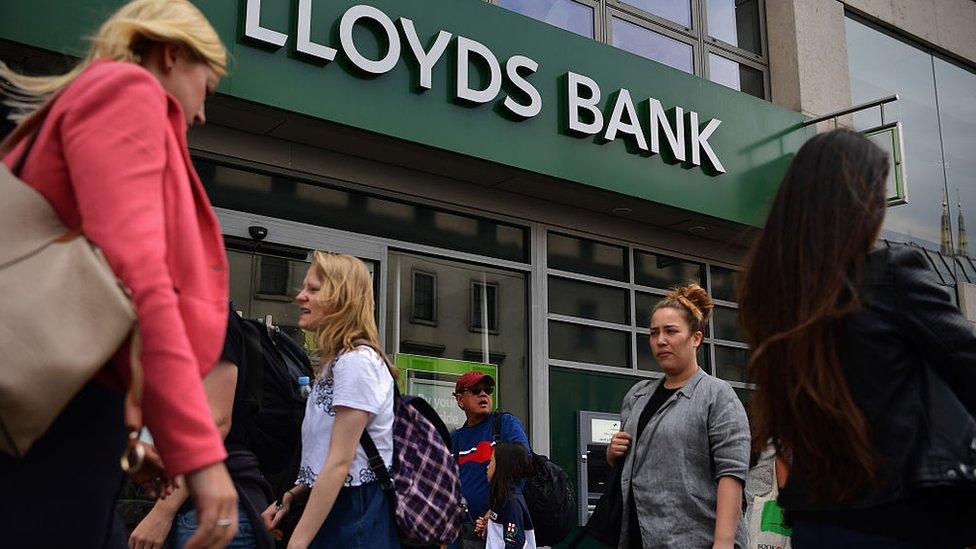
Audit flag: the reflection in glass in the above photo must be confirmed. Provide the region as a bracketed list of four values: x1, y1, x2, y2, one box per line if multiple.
[712, 306, 743, 342]
[715, 345, 748, 382]
[635, 251, 704, 289]
[708, 53, 764, 99]
[197, 159, 528, 262]
[611, 17, 694, 74]
[548, 233, 628, 281]
[846, 17, 946, 250]
[549, 277, 630, 325]
[706, 0, 761, 54]
[635, 292, 659, 328]
[619, 0, 691, 28]
[499, 0, 594, 38]
[934, 58, 976, 261]
[550, 321, 630, 368]
[710, 266, 738, 302]
[388, 252, 528, 424]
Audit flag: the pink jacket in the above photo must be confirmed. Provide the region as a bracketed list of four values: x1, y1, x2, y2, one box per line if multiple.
[3, 60, 227, 475]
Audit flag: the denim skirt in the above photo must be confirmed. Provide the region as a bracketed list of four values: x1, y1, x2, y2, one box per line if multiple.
[310, 481, 399, 548]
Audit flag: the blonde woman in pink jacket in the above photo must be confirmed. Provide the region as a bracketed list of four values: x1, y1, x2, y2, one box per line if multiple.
[0, 1, 237, 547]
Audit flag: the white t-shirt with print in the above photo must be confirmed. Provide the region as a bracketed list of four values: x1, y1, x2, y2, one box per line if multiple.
[296, 346, 394, 487]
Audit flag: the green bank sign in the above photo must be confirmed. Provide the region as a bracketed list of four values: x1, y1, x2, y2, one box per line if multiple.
[0, 0, 812, 226]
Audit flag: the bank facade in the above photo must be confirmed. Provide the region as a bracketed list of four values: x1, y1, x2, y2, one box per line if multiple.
[2, 0, 974, 542]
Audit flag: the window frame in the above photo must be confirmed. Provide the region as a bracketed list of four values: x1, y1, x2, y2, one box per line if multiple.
[470, 280, 502, 334]
[410, 268, 438, 326]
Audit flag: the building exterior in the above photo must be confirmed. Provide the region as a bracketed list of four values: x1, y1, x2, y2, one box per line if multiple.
[2, 0, 974, 543]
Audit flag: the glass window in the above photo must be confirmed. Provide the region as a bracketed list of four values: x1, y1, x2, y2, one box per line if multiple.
[712, 306, 743, 342]
[934, 57, 976, 261]
[196, 160, 528, 263]
[710, 265, 738, 302]
[258, 256, 290, 296]
[611, 17, 694, 74]
[708, 53, 764, 98]
[846, 17, 947, 251]
[715, 344, 748, 382]
[411, 271, 437, 324]
[618, 0, 691, 28]
[550, 321, 630, 368]
[471, 282, 499, 332]
[547, 233, 628, 281]
[388, 252, 528, 423]
[706, 0, 761, 54]
[634, 291, 660, 328]
[549, 277, 630, 325]
[635, 250, 704, 289]
[498, 0, 595, 38]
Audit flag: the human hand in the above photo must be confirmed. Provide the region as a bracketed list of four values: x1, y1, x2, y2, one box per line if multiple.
[183, 462, 238, 549]
[128, 443, 176, 499]
[607, 431, 632, 464]
[128, 507, 175, 549]
[261, 497, 291, 541]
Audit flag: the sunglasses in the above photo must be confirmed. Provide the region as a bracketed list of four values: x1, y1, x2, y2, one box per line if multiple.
[460, 386, 494, 397]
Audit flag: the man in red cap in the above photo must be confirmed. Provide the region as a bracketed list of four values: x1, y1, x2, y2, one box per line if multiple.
[449, 371, 530, 543]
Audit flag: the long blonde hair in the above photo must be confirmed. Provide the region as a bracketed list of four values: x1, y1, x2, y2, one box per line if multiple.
[0, 0, 226, 122]
[309, 251, 398, 381]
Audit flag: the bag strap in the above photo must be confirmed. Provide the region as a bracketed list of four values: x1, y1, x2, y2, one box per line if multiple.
[492, 411, 505, 443]
[239, 318, 266, 413]
[360, 429, 395, 491]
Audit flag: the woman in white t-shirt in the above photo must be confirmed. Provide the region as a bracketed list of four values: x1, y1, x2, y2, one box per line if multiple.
[261, 251, 399, 549]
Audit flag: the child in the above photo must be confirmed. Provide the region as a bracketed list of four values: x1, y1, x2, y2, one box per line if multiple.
[482, 442, 536, 549]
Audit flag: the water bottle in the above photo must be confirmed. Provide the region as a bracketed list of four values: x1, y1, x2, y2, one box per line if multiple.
[298, 376, 311, 399]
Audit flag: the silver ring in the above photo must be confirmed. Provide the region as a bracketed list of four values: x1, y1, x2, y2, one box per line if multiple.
[215, 518, 233, 527]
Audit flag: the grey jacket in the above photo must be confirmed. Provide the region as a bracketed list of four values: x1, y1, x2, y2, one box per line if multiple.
[617, 368, 750, 548]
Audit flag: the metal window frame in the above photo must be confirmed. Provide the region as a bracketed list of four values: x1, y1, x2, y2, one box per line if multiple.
[699, 0, 768, 63]
[607, 0, 699, 38]
[606, 6, 699, 75]
[409, 269, 438, 326]
[470, 279, 502, 334]
[702, 45, 769, 100]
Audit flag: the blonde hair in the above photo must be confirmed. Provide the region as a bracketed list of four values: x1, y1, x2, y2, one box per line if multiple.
[309, 251, 398, 381]
[0, 0, 226, 120]
[652, 283, 713, 333]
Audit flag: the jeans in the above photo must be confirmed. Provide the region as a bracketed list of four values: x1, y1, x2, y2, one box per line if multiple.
[310, 481, 399, 549]
[170, 502, 256, 549]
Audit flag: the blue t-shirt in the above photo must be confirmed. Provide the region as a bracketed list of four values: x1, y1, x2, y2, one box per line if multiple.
[450, 412, 531, 520]
[487, 493, 537, 549]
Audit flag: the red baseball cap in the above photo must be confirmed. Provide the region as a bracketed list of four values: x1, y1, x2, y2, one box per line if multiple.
[454, 371, 495, 394]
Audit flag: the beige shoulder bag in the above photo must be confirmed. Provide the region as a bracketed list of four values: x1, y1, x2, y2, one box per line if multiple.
[0, 96, 144, 467]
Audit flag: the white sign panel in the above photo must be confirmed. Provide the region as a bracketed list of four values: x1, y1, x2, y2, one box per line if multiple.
[590, 418, 621, 444]
[409, 377, 467, 430]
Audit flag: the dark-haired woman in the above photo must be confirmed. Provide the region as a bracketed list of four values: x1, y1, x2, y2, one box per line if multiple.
[738, 128, 976, 547]
[607, 284, 750, 548]
[483, 442, 537, 549]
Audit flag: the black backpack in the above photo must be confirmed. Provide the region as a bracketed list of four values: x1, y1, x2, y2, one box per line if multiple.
[493, 413, 576, 546]
[237, 319, 314, 498]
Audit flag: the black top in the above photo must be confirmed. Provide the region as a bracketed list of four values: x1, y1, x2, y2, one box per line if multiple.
[221, 306, 249, 450]
[780, 244, 976, 546]
[628, 382, 678, 548]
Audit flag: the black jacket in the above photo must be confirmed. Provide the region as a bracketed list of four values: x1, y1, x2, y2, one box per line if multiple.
[780, 243, 976, 512]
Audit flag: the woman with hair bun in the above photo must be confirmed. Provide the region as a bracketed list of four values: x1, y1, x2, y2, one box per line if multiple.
[606, 284, 750, 548]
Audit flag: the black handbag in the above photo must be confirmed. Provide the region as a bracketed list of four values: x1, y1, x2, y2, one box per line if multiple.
[568, 459, 624, 548]
[457, 521, 486, 549]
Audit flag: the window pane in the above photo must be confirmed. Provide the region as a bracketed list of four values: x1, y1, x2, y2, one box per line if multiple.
[498, 0, 594, 38]
[934, 57, 976, 261]
[634, 292, 660, 328]
[548, 233, 628, 281]
[258, 256, 290, 295]
[549, 277, 630, 324]
[389, 252, 528, 423]
[846, 17, 946, 251]
[197, 160, 528, 262]
[611, 17, 694, 74]
[706, 0, 761, 54]
[411, 272, 436, 322]
[708, 53, 764, 99]
[619, 0, 691, 28]
[635, 251, 704, 289]
[710, 266, 738, 302]
[550, 321, 630, 368]
[638, 335, 709, 373]
[715, 345, 748, 382]
[713, 306, 743, 342]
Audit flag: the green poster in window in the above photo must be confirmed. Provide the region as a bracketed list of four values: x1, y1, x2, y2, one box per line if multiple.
[395, 354, 497, 430]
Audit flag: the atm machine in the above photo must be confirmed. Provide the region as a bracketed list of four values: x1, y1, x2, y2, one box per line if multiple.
[577, 411, 622, 525]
